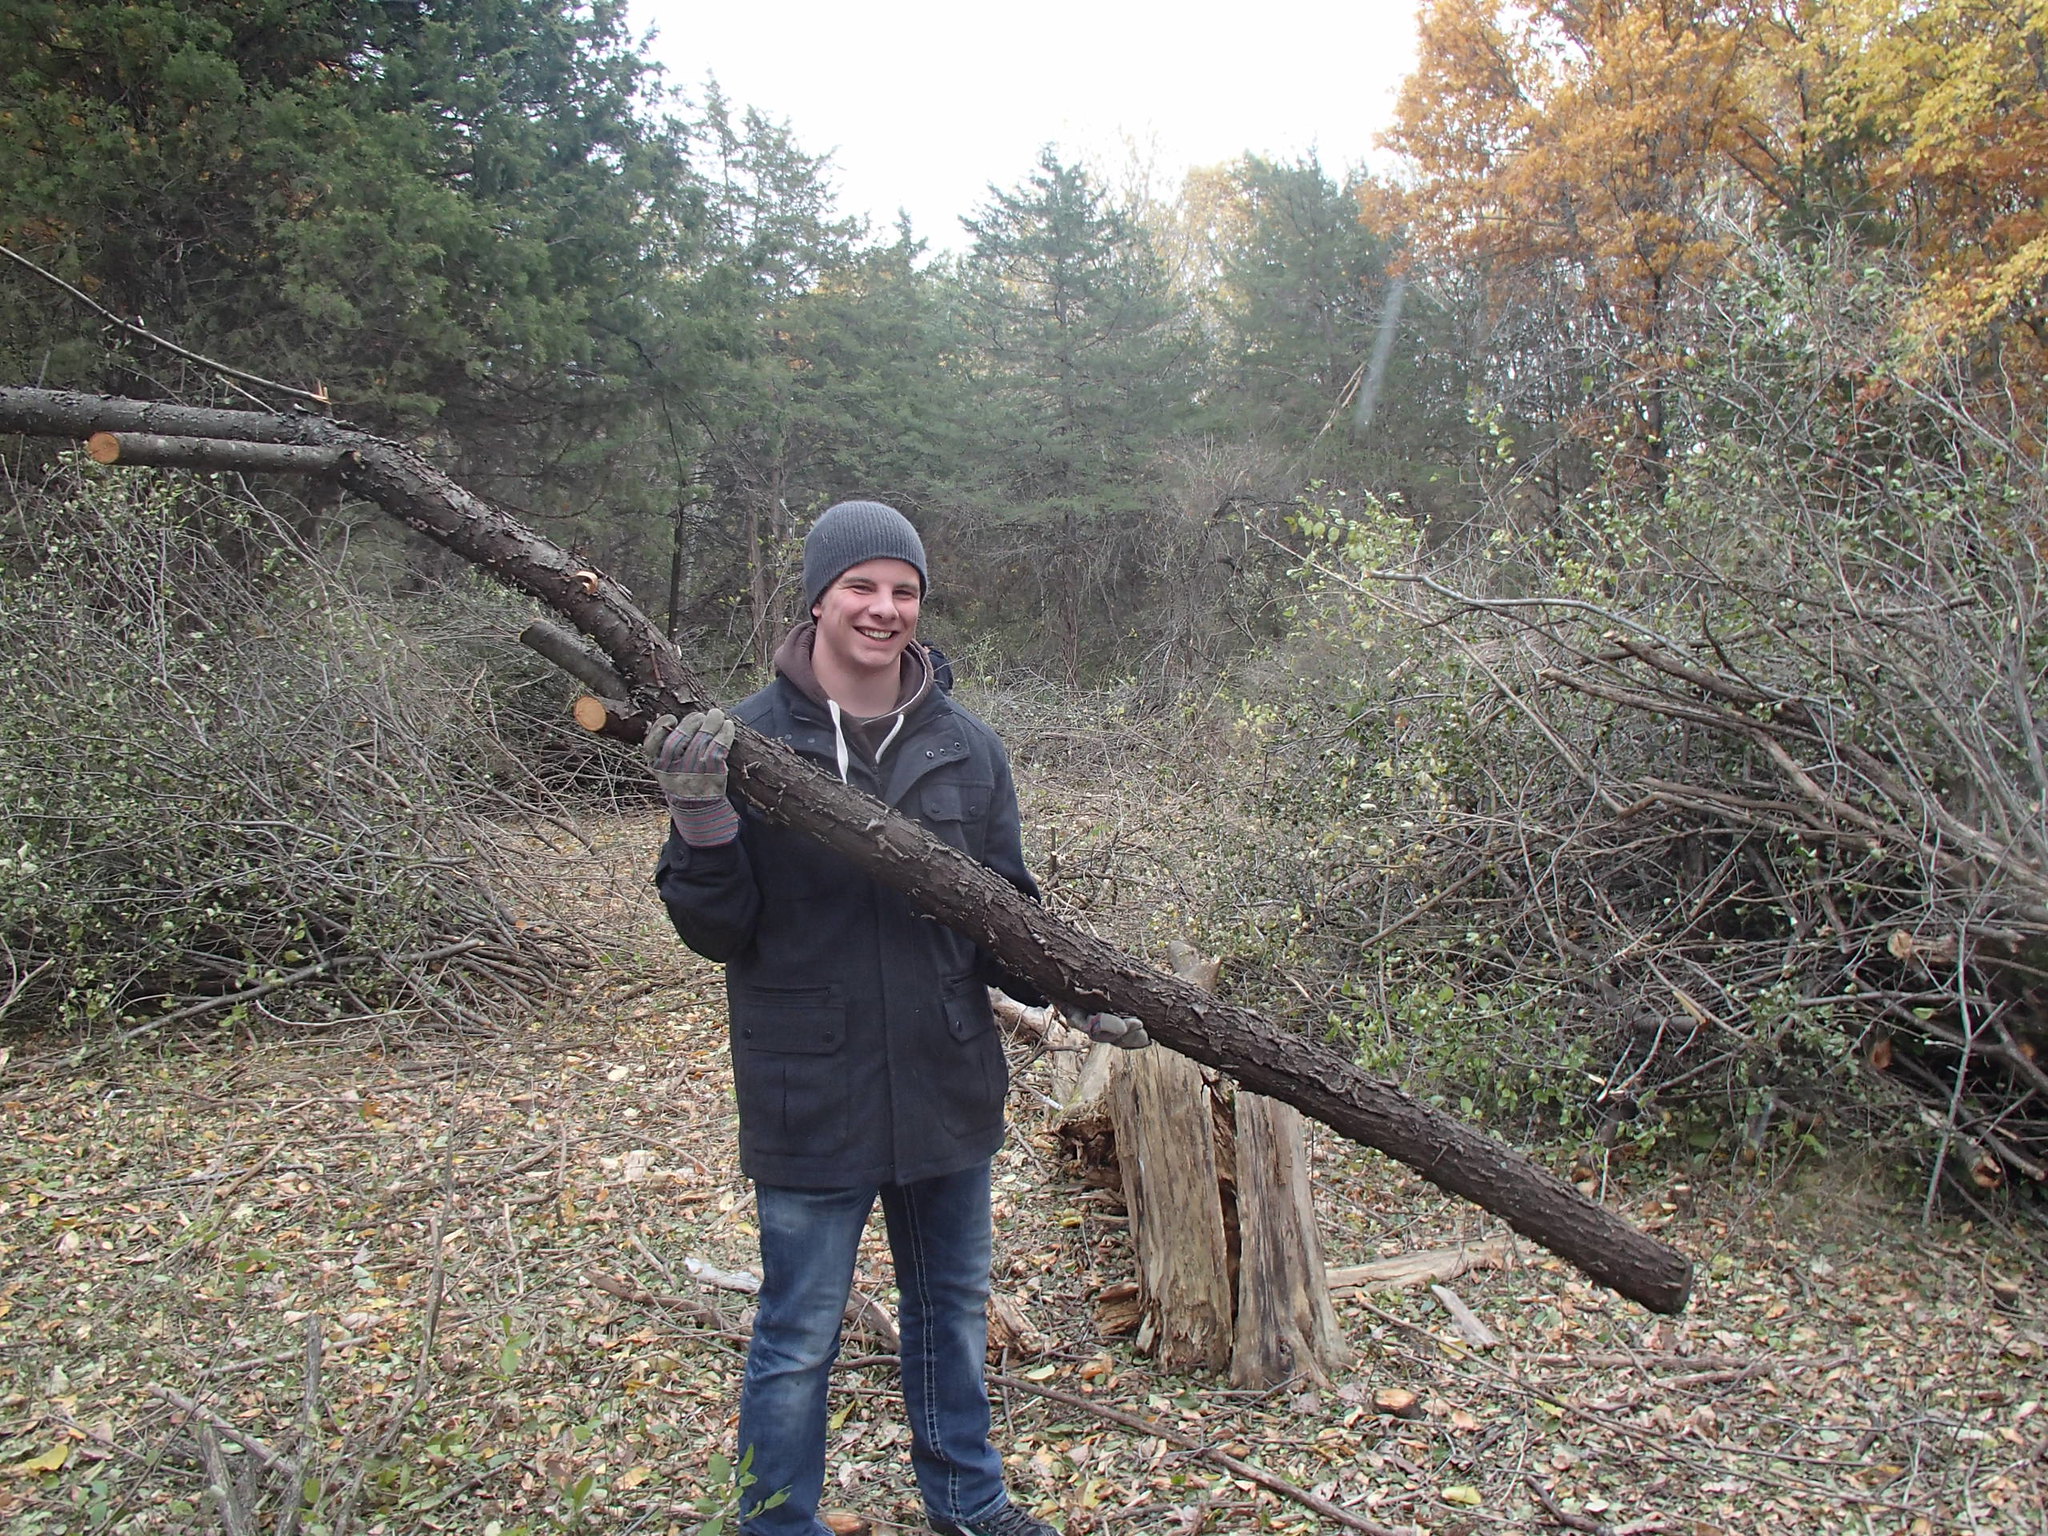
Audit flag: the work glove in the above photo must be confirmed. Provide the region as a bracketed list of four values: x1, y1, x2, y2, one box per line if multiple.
[1060, 1004, 1151, 1050]
[644, 710, 740, 847]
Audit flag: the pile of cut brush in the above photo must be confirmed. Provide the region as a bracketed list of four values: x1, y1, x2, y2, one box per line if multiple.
[0, 464, 590, 1042]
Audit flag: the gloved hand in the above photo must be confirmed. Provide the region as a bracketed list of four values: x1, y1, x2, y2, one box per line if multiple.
[644, 709, 740, 847]
[1060, 1004, 1151, 1050]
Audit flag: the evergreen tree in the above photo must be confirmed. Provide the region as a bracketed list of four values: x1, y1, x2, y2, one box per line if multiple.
[956, 147, 1197, 676]
[0, 0, 365, 394]
[679, 91, 868, 661]
[1207, 156, 1392, 439]
[0, 2, 706, 501]
[1181, 157, 1475, 527]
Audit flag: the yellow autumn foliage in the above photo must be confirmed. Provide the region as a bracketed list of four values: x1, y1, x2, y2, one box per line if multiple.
[1390, 0, 2045, 398]
[1818, 0, 2048, 352]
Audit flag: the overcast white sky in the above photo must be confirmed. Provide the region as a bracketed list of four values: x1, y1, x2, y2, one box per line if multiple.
[628, 1, 1422, 251]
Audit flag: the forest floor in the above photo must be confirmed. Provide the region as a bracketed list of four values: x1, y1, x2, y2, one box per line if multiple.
[1, 789, 2045, 1536]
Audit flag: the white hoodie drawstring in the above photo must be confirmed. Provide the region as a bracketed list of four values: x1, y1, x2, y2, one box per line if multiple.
[872, 712, 906, 762]
[826, 699, 909, 785]
[826, 699, 852, 784]
[822, 642, 927, 783]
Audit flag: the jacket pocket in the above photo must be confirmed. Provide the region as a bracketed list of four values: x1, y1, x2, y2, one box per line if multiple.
[917, 777, 993, 855]
[935, 979, 1006, 1137]
[733, 984, 851, 1155]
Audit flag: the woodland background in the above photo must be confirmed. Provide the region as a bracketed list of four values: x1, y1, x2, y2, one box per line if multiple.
[2, 2, 2047, 1531]
[3, 0, 2048, 1305]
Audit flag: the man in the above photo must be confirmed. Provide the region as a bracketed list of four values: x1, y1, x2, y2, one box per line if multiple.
[649, 500, 1147, 1536]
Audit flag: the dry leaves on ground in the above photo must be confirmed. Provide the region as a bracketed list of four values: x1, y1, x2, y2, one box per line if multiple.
[0, 811, 2041, 1534]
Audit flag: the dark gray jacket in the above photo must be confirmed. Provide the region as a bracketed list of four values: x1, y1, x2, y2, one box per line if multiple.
[654, 656, 1038, 1188]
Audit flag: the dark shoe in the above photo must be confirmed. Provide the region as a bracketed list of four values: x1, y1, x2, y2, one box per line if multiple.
[929, 1505, 1058, 1536]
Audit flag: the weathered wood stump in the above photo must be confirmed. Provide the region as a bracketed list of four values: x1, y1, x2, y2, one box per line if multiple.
[1109, 992, 1236, 1370]
[1231, 1089, 1348, 1385]
[1043, 942, 1348, 1385]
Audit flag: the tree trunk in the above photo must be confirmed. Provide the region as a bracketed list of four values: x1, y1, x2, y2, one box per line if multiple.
[0, 385, 1694, 1315]
[1107, 943, 1236, 1371]
[744, 492, 771, 672]
[1231, 1091, 1348, 1386]
[666, 494, 689, 643]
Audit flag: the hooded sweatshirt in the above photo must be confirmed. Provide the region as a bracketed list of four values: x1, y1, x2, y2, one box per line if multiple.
[771, 621, 934, 785]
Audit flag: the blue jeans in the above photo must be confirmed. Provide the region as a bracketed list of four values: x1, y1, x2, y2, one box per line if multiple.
[737, 1163, 1010, 1535]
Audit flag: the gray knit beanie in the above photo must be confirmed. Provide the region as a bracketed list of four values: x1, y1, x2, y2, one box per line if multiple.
[802, 500, 928, 612]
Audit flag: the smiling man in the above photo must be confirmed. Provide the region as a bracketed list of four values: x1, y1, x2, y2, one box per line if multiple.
[648, 500, 1145, 1536]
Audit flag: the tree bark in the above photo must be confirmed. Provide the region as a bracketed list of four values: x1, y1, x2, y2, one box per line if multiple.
[87, 430, 355, 475]
[1109, 1035, 1235, 1371]
[0, 385, 1694, 1315]
[519, 619, 628, 699]
[1231, 1090, 1349, 1386]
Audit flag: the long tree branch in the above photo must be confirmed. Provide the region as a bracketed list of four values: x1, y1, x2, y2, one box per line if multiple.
[0, 386, 1693, 1314]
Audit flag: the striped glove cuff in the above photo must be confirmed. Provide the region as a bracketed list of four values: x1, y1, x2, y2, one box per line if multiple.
[669, 796, 740, 848]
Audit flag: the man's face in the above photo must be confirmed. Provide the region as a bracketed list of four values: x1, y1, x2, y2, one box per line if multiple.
[811, 557, 923, 680]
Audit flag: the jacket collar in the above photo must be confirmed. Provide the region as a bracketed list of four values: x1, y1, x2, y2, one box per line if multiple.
[760, 629, 969, 803]
[772, 621, 935, 717]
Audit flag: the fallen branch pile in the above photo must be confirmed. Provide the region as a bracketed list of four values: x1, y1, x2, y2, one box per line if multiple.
[1261, 491, 2048, 1209]
[0, 461, 585, 1039]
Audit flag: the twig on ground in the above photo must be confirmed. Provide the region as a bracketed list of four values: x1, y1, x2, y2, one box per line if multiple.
[987, 1371, 1412, 1536]
[148, 1385, 300, 1478]
[1525, 1475, 1614, 1536]
[198, 1425, 256, 1536]
[1355, 1302, 1927, 1515]
[586, 1267, 726, 1328]
[198, 1335, 363, 1379]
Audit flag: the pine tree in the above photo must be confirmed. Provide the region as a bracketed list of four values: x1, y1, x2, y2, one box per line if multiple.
[957, 147, 1197, 677]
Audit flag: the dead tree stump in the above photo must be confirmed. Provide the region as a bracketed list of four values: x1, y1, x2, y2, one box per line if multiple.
[1056, 941, 1347, 1384]
[1109, 1007, 1235, 1370]
[1230, 1090, 1349, 1386]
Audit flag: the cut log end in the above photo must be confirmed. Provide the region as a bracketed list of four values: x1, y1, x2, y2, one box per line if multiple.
[571, 694, 650, 744]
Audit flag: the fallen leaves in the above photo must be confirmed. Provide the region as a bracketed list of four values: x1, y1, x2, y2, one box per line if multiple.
[3, 1441, 68, 1477]
[0, 809, 2041, 1534]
